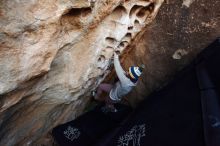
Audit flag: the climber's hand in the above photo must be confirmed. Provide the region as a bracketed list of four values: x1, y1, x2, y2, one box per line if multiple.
[115, 50, 120, 55]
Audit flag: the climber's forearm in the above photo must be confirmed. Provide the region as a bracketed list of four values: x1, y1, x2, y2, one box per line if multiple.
[114, 52, 128, 83]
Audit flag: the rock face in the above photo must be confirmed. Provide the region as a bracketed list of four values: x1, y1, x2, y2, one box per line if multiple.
[0, 0, 163, 145]
[120, 0, 220, 106]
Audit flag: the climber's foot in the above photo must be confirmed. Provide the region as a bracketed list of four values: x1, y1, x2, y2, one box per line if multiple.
[91, 90, 99, 100]
[92, 90, 96, 97]
[101, 105, 117, 113]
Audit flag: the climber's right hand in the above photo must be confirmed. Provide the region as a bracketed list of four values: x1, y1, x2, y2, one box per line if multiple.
[115, 50, 120, 55]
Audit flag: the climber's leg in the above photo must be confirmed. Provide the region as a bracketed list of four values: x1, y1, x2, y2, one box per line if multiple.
[94, 83, 113, 101]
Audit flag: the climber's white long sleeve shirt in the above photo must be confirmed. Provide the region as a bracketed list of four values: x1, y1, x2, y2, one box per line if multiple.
[109, 52, 136, 101]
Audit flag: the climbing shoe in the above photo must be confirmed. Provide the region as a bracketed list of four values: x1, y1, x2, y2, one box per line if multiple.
[92, 90, 96, 97]
[101, 106, 118, 113]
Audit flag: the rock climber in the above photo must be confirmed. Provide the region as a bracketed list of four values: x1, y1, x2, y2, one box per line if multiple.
[93, 50, 144, 112]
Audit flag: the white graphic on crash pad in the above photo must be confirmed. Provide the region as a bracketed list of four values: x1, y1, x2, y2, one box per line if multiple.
[117, 124, 146, 146]
[63, 126, 81, 141]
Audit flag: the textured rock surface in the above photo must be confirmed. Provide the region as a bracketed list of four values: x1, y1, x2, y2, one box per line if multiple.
[120, 0, 220, 106]
[0, 0, 163, 145]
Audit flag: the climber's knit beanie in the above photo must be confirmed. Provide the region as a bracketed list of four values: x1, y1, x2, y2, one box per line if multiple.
[128, 66, 143, 82]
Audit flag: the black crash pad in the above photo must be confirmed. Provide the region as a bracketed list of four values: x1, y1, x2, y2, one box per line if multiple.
[52, 103, 132, 146]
